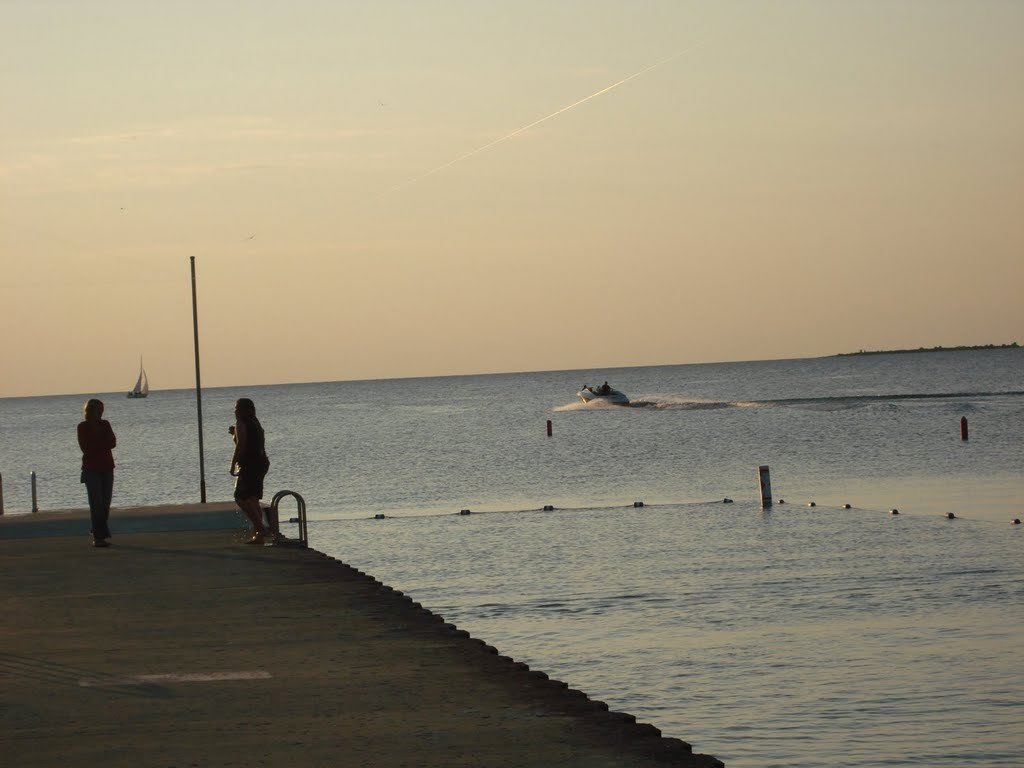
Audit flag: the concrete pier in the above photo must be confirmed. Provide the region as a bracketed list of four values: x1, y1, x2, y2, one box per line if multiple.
[0, 504, 722, 768]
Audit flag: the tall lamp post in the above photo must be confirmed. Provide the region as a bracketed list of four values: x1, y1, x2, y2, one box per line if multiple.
[190, 256, 207, 503]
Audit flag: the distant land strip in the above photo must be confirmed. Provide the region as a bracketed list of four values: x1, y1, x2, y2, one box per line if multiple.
[837, 342, 1019, 356]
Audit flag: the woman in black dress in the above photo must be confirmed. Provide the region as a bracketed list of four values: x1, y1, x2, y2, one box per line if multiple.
[230, 398, 272, 544]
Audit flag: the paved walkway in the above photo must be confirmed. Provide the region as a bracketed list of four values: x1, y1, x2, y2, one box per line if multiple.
[0, 506, 723, 767]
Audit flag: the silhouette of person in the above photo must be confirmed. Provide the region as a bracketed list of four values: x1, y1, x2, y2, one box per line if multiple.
[230, 398, 274, 545]
[599, 382, 611, 395]
[78, 398, 116, 548]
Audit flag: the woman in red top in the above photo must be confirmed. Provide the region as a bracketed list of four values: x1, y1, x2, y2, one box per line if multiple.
[78, 398, 116, 548]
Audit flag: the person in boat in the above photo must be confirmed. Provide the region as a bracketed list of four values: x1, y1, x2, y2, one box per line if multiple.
[230, 398, 276, 545]
[599, 382, 611, 395]
[78, 398, 116, 548]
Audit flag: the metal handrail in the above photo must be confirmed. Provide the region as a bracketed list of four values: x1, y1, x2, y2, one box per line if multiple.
[271, 490, 308, 548]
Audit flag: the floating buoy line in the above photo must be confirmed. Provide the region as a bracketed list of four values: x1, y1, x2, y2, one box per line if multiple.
[356, 498, 1020, 527]
[352, 463, 1018, 526]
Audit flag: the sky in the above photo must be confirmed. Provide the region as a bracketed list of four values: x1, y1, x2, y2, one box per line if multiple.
[2, 0, 1022, 398]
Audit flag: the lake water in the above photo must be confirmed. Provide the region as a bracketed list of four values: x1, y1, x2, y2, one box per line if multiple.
[2, 350, 1022, 766]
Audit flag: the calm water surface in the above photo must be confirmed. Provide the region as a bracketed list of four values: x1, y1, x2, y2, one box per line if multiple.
[317, 502, 1022, 767]
[2, 350, 1022, 766]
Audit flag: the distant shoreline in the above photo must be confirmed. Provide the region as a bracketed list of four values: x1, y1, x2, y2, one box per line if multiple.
[837, 343, 1019, 357]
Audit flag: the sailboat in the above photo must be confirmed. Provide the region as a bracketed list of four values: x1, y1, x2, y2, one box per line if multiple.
[127, 358, 149, 399]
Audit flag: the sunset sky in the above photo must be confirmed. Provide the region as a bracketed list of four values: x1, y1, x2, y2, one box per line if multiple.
[2, 1, 1022, 398]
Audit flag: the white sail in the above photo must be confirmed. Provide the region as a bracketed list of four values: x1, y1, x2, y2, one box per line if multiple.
[128, 358, 149, 398]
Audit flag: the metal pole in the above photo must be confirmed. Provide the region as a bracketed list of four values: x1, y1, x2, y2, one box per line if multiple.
[191, 256, 207, 503]
[31, 471, 38, 513]
[0, 471, 4, 515]
[758, 465, 772, 508]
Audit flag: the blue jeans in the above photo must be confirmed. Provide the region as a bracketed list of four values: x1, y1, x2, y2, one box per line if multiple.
[82, 470, 114, 540]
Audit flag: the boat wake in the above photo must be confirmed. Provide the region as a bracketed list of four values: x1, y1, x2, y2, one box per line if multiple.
[553, 400, 622, 412]
[553, 396, 711, 411]
[554, 390, 1024, 412]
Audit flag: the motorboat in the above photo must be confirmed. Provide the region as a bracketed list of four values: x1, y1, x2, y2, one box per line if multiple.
[577, 383, 630, 405]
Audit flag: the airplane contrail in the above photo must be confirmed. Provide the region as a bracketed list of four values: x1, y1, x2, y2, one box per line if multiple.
[376, 46, 698, 198]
